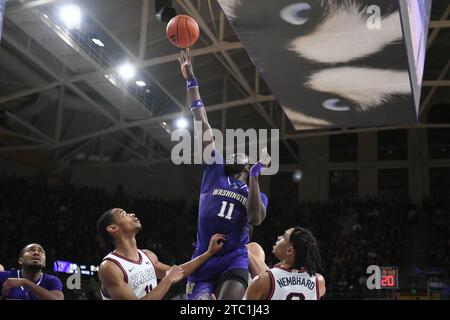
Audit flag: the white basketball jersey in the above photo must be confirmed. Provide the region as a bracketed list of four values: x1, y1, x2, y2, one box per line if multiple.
[101, 249, 157, 300]
[267, 266, 318, 300]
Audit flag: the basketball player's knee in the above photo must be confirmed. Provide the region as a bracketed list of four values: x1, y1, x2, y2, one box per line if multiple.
[216, 280, 246, 300]
[247, 242, 265, 261]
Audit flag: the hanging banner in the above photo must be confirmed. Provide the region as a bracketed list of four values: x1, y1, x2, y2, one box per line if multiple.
[218, 0, 418, 130]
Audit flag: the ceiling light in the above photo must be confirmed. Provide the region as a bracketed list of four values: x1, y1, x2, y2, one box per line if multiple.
[104, 74, 118, 86]
[59, 5, 81, 29]
[91, 38, 105, 47]
[175, 118, 188, 129]
[136, 80, 146, 87]
[118, 63, 136, 80]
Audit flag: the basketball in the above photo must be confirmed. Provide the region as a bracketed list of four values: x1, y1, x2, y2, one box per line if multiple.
[166, 15, 200, 48]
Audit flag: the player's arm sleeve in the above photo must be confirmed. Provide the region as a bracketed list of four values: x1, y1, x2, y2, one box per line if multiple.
[43, 276, 64, 300]
[47, 276, 63, 292]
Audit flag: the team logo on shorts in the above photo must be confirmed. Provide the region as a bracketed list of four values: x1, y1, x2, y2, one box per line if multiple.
[186, 282, 195, 295]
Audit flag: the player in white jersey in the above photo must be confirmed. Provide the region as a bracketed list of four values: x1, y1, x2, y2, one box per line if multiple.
[97, 208, 225, 300]
[246, 227, 326, 300]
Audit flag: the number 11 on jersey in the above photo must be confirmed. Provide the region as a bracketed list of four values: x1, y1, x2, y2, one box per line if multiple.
[218, 201, 234, 220]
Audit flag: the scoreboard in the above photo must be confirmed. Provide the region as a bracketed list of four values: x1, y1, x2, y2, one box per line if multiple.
[380, 267, 399, 289]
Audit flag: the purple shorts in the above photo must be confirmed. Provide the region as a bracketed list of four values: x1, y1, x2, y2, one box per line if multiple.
[186, 248, 249, 300]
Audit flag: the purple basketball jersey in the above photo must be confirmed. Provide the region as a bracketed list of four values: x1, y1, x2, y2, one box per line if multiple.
[0, 270, 63, 300]
[190, 150, 268, 282]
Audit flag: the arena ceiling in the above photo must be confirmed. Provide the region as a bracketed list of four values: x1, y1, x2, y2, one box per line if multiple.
[0, 0, 449, 172]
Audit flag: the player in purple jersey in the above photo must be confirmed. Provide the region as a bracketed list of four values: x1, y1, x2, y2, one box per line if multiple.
[0, 243, 63, 300]
[179, 49, 271, 300]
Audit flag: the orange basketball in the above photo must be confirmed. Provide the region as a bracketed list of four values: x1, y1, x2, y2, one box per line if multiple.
[166, 15, 200, 49]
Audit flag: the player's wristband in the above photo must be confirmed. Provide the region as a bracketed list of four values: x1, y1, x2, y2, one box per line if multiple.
[249, 162, 265, 177]
[187, 78, 198, 89]
[190, 99, 204, 111]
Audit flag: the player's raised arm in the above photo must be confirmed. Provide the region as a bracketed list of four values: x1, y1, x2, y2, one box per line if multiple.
[245, 272, 271, 300]
[144, 234, 225, 278]
[178, 234, 225, 276]
[247, 242, 269, 278]
[98, 260, 183, 300]
[247, 147, 271, 226]
[178, 48, 215, 155]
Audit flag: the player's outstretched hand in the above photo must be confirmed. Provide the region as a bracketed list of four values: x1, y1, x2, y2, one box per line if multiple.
[178, 48, 195, 80]
[207, 234, 226, 255]
[249, 147, 271, 177]
[259, 147, 271, 167]
[165, 265, 184, 284]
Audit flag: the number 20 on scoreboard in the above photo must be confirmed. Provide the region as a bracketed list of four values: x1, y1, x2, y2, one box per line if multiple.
[366, 265, 399, 290]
